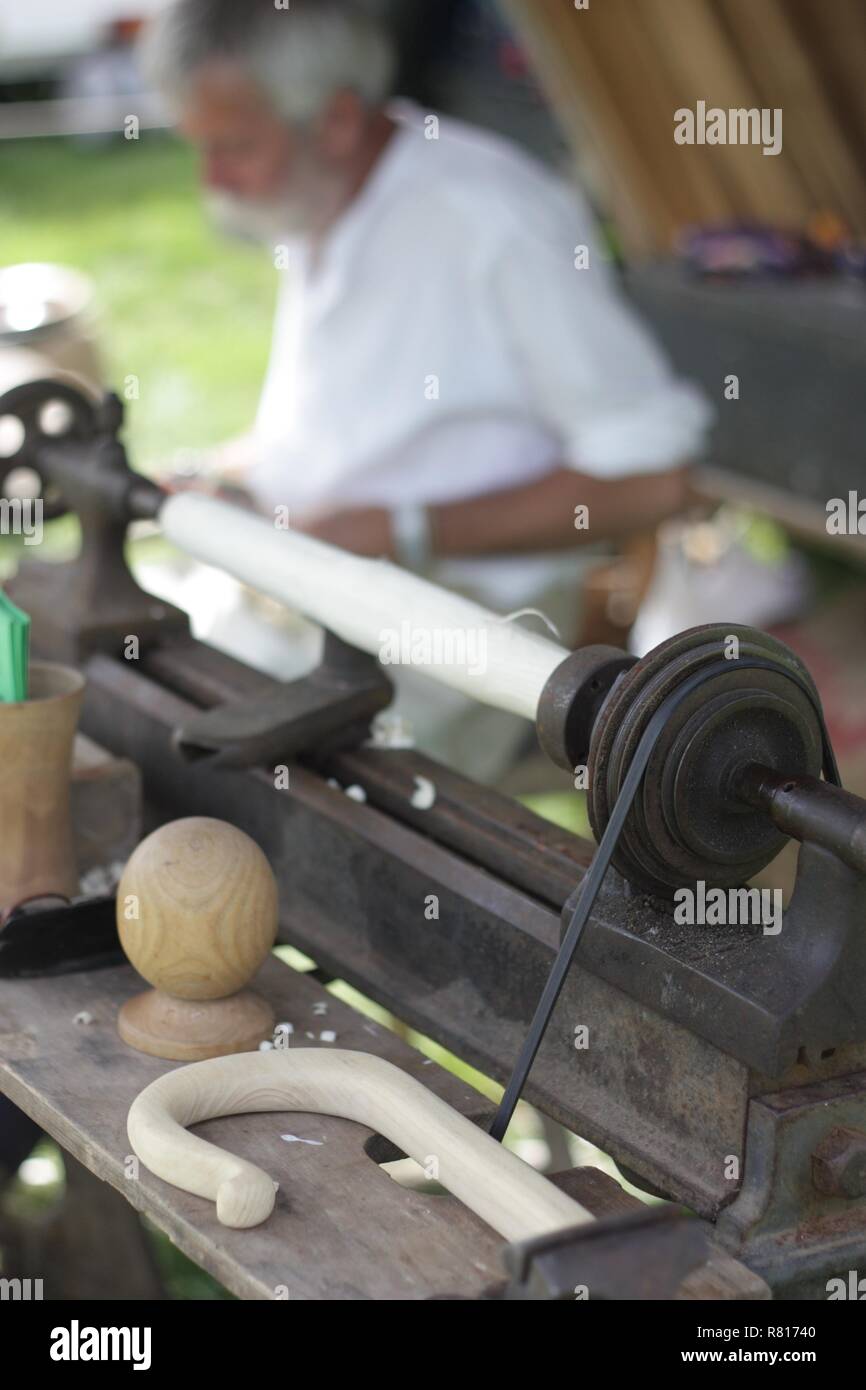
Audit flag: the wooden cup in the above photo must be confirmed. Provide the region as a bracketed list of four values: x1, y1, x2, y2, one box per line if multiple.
[0, 661, 85, 916]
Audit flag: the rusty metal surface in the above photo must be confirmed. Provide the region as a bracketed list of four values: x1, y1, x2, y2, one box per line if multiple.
[737, 763, 866, 874]
[146, 633, 597, 907]
[536, 644, 636, 772]
[3, 382, 187, 662]
[174, 633, 393, 770]
[504, 1207, 708, 1301]
[715, 1071, 866, 1299]
[318, 745, 596, 909]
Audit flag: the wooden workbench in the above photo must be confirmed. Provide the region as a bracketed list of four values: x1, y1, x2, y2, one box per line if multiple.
[0, 950, 769, 1300]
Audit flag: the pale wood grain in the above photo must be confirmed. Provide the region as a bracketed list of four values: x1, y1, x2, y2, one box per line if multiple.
[161, 493, 568, 723]
[117, 817, 278, 1059]
[0, 662, 84, 912]
[117, 817, 278, 1000]
[128, 1047, 592, 1237]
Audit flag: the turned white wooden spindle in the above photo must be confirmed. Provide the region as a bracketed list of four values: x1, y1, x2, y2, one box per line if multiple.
[160, 493, 568, 722]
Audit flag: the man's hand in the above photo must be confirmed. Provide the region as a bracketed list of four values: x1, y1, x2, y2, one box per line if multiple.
[287, 466, 692, 562]
[427, 465, 693, 556]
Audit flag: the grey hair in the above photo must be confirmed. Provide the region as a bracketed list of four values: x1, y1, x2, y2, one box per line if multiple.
[141, 0, 396, 123]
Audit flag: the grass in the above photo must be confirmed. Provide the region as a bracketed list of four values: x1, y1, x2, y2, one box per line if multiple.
[0, 133, 276, 470]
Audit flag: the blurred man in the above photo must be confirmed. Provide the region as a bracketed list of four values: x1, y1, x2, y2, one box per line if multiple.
[143, 0, 711, 781]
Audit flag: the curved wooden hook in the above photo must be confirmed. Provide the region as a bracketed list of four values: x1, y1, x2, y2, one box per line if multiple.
[127, 1048, 592, 1236]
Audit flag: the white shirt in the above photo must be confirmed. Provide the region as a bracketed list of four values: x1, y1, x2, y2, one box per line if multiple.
[251, 98, 712, 617]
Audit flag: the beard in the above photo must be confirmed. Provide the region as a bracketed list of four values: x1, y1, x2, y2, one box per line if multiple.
[204, 189, 314, 244]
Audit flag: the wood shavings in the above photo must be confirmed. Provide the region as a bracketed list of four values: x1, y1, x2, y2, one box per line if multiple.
[410, 775, 436, 810]
[326, 778, 367, 802]
[365, 714, 415, 750]
[78, 861, 125, 897]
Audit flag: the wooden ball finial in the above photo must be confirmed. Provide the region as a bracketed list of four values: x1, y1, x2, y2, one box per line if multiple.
[117, 818, 278, 1060]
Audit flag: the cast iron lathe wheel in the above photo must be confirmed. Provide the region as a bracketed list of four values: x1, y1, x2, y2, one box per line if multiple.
[586, 623, 824, 896]
[0, 377, 100, 522]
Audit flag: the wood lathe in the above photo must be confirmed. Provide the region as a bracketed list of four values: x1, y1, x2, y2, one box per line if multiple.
[1, 376, 866, 1300]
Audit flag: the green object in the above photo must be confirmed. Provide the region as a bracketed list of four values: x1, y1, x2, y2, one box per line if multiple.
[0, 589, 30, 702]
[0, 136, 273, 473]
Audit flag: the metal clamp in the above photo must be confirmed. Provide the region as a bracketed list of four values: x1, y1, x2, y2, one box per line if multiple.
[173, 631, 394, 769]
[503, 1207, 707, 1300]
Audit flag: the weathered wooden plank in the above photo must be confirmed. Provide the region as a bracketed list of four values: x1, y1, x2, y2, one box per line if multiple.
[0, 951, 768, 1299]
[0, 955, 507, 1300]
